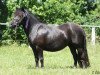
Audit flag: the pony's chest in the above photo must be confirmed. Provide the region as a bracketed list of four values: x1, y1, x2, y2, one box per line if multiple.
[29, 28, 48, 44]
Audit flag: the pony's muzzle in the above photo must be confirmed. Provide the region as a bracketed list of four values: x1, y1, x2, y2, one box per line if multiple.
[10, 23, 17, 29]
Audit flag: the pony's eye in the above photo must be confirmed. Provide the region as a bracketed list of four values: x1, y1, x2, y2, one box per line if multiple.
[16, 19, 19, 22]
[18, 14, 23, 17]
[14, 18, 19, 22]
[14, 16, 20, 22]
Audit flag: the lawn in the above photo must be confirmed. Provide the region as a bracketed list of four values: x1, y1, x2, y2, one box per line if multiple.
[0, 43, 100, 75]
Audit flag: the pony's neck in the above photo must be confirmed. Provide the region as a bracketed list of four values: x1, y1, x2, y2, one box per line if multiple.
[22, 13, 40, 36]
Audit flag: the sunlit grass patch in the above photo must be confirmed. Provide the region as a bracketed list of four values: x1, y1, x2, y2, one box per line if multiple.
[0, 43, 100, 75]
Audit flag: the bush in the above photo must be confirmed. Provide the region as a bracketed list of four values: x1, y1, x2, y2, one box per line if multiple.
[0, 0, 99, 44]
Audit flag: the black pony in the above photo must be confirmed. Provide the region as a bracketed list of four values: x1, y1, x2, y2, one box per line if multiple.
[11, 8, 90, 68]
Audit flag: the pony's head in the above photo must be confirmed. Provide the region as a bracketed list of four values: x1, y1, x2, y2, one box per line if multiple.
[10, 7, 27, 28]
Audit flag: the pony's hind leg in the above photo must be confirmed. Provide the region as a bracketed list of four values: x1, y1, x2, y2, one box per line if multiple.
[69, 45, 77, 68]
[77, 48, 89, 68]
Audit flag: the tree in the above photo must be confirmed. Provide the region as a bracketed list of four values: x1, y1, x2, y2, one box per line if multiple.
[0, 0, 8, 22]
[0, 0, 99, 44]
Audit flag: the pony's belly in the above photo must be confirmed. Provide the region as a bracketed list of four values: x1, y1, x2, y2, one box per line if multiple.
[40, 42, 67, 52]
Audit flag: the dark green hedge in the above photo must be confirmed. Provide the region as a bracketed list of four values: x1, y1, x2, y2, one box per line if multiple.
[0, 0, 100, 44]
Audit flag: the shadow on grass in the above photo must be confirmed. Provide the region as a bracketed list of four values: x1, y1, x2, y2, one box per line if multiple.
[27, 64, 81, 69]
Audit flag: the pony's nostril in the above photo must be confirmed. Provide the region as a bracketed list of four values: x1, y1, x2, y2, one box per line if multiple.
[10, 22, 14, 26]
[10, 24, 16, 28]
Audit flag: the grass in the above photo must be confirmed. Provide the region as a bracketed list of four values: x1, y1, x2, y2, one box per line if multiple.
[0, 43, 100, 75]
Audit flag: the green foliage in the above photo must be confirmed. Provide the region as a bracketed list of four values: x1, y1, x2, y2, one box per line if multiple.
[0, 0, 100, 44]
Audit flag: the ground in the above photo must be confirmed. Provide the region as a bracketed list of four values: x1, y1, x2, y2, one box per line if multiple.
[0, 43, 100, 75]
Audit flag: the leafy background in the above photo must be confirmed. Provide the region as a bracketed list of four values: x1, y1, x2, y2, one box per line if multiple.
[0, 0, 100, 44]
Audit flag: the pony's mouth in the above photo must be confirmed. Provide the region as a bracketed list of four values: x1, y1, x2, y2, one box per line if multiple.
[10, 24, 18, 29]
[10, 22, 19, 29]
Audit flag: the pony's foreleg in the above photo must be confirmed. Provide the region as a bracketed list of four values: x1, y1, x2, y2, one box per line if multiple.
[69, 46, 77, 68]
[36, 47, 44, 68]
[34, 50, 39, 68]
[29, 44, 39, 68]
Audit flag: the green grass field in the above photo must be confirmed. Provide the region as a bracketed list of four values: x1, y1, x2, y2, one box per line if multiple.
[0, 43, 100, 75]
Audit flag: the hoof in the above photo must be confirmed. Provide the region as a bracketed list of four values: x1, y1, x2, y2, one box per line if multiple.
[70, 65, 77, 69]
[36, 66, 39, 69]
[41, 67, 44, 69]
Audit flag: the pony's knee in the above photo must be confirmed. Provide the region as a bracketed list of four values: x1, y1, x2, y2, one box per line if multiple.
[40, 57, 44, 61]
[35, 57, 39, 62]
